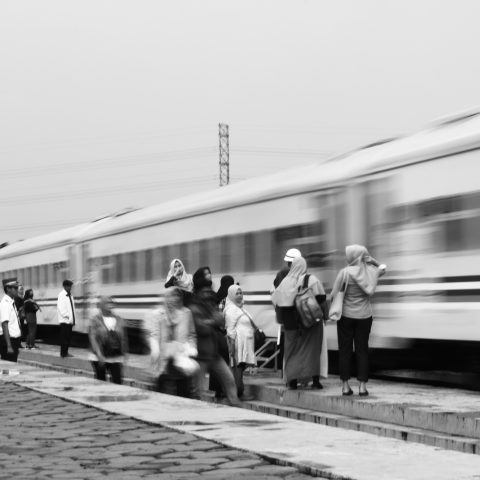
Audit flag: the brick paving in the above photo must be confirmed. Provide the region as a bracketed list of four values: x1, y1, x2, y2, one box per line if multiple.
[0, 383, 319, 480]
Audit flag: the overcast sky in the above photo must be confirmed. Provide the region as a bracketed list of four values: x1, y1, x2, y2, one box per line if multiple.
[1, 0, 480, 243]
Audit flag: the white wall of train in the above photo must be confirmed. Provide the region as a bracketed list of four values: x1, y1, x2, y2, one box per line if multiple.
[2, 110, 480, 350]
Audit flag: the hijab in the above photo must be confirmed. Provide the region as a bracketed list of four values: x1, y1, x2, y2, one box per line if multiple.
[215, 275, 235, 304]
[166, 259, 193, 292]
[333, 244, 381, 297]
[224, 284, 252, 322]
[272, 256, 307, 307]
[193, 266, 213, 293]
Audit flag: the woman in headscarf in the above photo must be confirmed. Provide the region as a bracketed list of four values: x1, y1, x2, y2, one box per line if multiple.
[331, 245, 386, 396]
[193, 266, 212, 287]
[88, 296, 128, 385]
[215, 275, 235, 311]
[273, 256, 327, 390]
[224, 284, 256, 397]
[165, 259, 194, 305]
[145, 287, 198, 398]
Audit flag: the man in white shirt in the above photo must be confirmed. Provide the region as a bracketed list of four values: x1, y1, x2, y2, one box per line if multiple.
[57, 279, 76, 358]
[0, 278, 22, 362]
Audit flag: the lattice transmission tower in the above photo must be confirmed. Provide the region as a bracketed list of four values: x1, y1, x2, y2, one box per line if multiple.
[218, 123, 229, 186]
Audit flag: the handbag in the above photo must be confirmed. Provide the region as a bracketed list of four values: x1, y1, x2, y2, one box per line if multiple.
[328, 270, 349, 322]
[248, 317, 266, 351]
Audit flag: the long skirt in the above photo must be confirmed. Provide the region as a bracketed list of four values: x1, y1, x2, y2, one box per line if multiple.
[284, 322, 323, 383]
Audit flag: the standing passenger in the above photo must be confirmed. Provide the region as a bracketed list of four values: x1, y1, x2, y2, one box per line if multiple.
[273, 248, 302, 288]
[146, 287, 198, 397]
[224, 285, 256, 398]
[57, 279, 76, 358]
[0, 278, 22, 362]
[215, 275, 235, 311]
[165, 259, 194, 305]
[273, 249, 301, 370]
[332, 245, 386, 396]
[23, 289, 40, 349]
[273, 257, 327, 390]
[193, 267, 230, 400]
[189, 279, 241, 406]
[15, 284, 26, 346]
[88, 296, 128, 384]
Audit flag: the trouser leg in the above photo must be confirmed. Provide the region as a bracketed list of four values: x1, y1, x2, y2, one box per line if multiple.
[60, 324, 72, 357]
[209, 356, 241, 406]
[107, 362, 123, 384]
[354, 317, 373, 382]
[91, 361, 106, 381]
[192, 360, 209, 400]
[337, 316, 355, 381]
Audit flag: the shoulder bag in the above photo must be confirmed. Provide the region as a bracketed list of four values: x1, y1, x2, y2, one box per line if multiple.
[328, 270, 349, 322]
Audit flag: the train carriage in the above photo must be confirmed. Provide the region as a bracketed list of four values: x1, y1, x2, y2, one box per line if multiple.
[2, 109, 480, 369]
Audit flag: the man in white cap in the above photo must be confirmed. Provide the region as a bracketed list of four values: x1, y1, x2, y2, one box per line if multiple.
[273, 248, 302, 288]
[0, 278, 23, 362]
[272, 248, 301, 373]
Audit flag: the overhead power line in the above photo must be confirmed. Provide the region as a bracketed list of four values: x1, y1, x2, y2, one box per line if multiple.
[0, 175, 217, 206]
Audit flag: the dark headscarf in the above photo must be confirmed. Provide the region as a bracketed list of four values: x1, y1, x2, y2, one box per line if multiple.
[193, 266, 212, 293]
[215, 275, 235, 304]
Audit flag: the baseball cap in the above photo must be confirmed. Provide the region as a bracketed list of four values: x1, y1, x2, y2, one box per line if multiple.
[284, 248, 302, 262]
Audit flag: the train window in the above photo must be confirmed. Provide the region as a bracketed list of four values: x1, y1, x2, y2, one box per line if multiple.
[122, 253, 130, 283]
[220, 236, 231, 273]
[42, 264, 48, 287]
[198, 239, 209, 270]
[130, 251, 140, 282]
[444, 216, 480, 252]
[244, 233, 254, 272]
[33, 266, 40, 288]
[159, 246, 170, 279]
[188, 241, 200, 273]
[101, 257, 111, 284]
[145, 250, 153, 281]
[152, 247, 163, 280]
[179, 243, 189, 266]
[24, 267, 31, 289]
[114, 254, 123, 283]
[255, 230, 272, 271]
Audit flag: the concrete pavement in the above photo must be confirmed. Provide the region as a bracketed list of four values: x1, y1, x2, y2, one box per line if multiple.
[3, 361, 480, 480]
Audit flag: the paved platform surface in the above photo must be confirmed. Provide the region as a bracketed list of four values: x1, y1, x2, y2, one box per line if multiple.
[19, 343, 480, 439]
[3, 361, 480, 480]
[0, 373, 315, 480]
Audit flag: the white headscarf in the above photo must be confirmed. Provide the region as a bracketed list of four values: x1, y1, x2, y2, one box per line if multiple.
[166, 259, 193, 292]
[224, 285, 253, 338]
[272, 256, 307, 307]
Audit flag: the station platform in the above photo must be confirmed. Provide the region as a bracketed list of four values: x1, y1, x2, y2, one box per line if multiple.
[2, 359, 480, 480]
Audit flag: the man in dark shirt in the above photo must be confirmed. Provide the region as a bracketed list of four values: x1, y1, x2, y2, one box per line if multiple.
[14, 284, 25, 347]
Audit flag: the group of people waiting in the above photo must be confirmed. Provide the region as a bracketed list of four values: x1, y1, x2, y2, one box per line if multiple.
[273, 245, 386, 396]
[0, 279, 41, 362]
[1, 243, 386, 400]
[144, 260, 258, 404]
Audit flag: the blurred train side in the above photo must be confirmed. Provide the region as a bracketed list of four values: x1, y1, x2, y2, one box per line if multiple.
[2, 111, 480, 366]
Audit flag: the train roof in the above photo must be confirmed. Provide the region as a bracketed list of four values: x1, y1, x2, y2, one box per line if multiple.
[3, 109, 480, 254]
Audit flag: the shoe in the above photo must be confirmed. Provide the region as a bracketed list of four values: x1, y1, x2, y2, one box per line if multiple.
[288, 379, 298, 390]
[61, 353, 74, 358]
[312, 381, 323, 390]
[342, 388, 353, 396]
[359, 389, 369, 397]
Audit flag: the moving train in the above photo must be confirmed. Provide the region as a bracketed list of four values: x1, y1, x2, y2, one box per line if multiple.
[2, 109, 480, 370]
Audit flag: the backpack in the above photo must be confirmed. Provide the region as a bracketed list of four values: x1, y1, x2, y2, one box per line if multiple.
[295, 274, 323, 328]
[102, 326, 123, 358]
